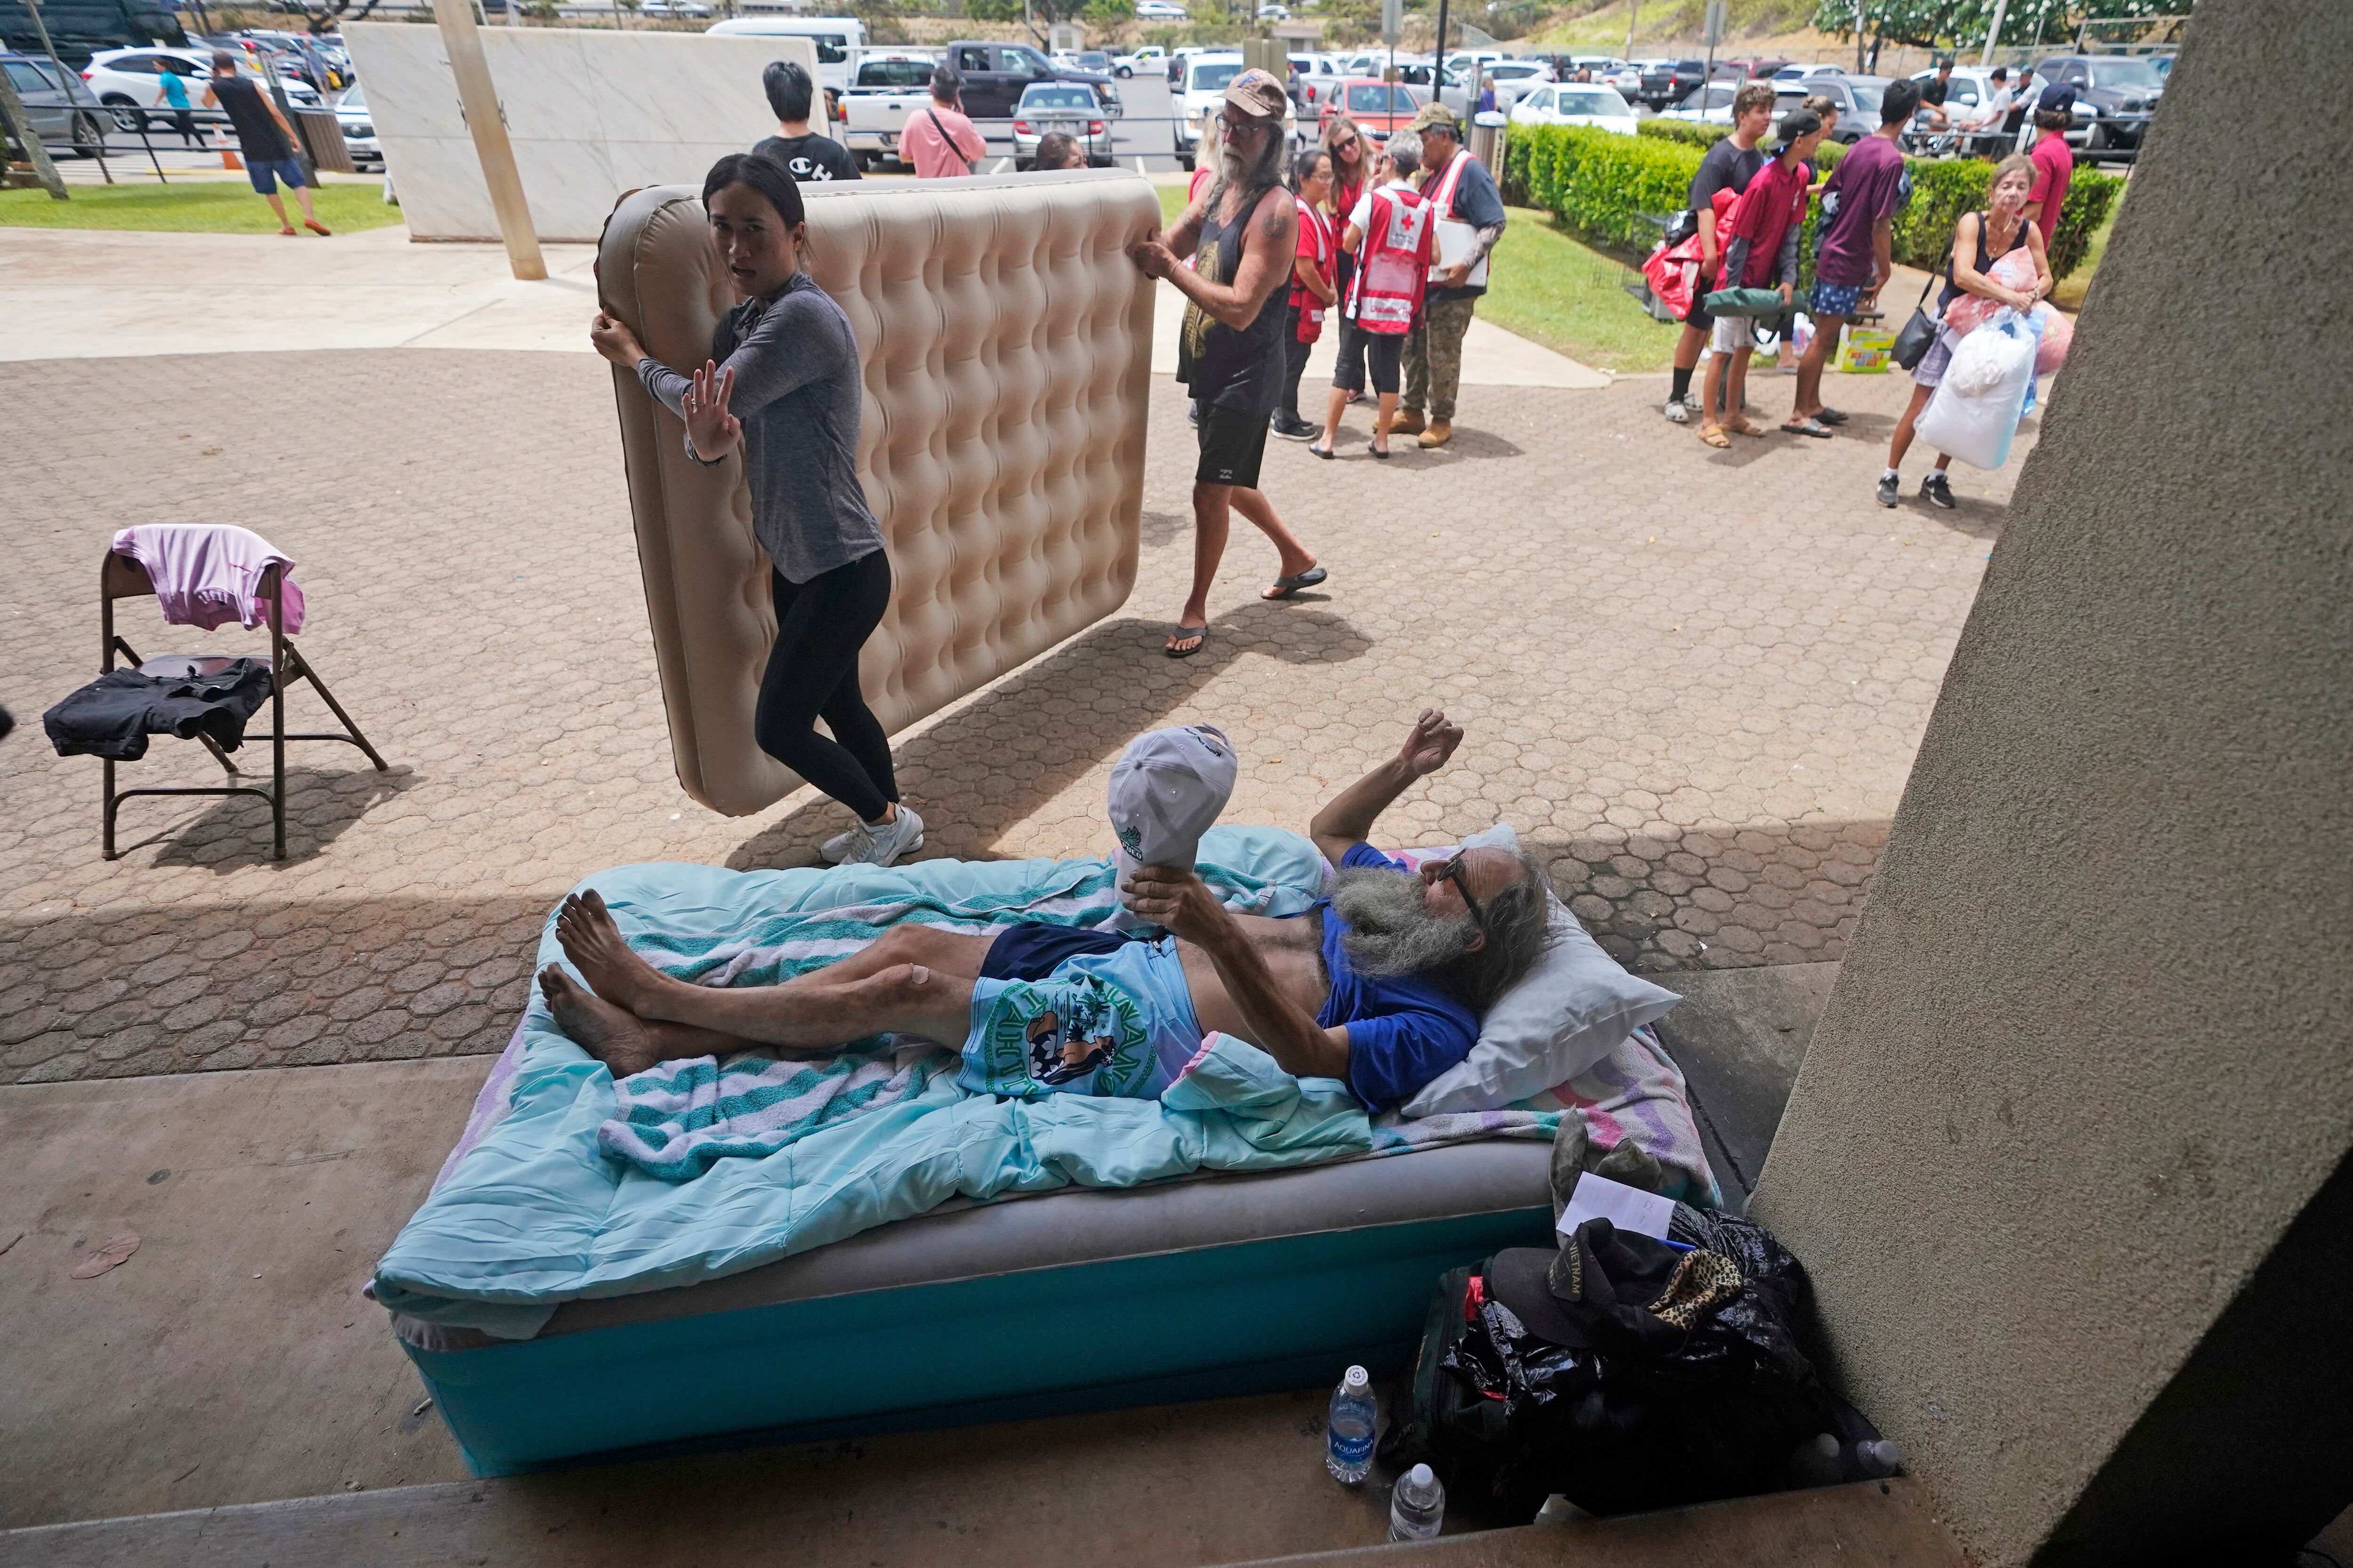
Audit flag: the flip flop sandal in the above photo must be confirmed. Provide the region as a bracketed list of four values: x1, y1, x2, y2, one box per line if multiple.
[1697, 425, 1732, 449]
[1308, 443, 1335, 460]
[1165, 624, 1210, 659]
[1781, 417, 1833, 438]
[1368, 441, 1390, 459]
[1815, 407, 1850, 424]
[1729, 418, 1769, 439]
[1264, 565, 1327, 600]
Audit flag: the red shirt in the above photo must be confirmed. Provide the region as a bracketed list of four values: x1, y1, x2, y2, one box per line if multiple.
[2026, 130, 2073, 246]
[1720, 153, 1808, 289]
[900, 103, 986, 179]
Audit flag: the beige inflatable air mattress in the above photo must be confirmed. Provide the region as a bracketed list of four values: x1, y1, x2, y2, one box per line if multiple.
[598, 170, 1157, 816]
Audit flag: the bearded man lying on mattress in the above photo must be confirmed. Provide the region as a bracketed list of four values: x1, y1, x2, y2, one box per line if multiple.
[541, 709, 1554, 1112]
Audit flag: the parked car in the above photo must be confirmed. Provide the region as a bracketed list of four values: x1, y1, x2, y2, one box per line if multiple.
[1256, 2, 1289, 18]
[1780, 73, 1887, 143]
[1659, 80, 1739, 123]
[1507, 81, 1637, 135]
[2149, 52, 2174, 82]
[1906, 64, 2065, 154]
[705, 16, 869, 99]
[940, 39, 1117, 122]
[1638, 57, 1706, 108]
[1135, 0, 1187, 17]
[1069, 49, 1113, 75]
[2030, 54, 2162, 153]
[1011, 80, 1110, 167]
[0, 50, 104, 158]
[1175, 52, 1304, 169]
[334, 80, 378, 170]
[1108, 44, 1162, 78]
[1316, 76, 1424, 148]
[840, 51, 942, 168]
[83, 45, 318, 132]
[1716, 57, 1790, 80]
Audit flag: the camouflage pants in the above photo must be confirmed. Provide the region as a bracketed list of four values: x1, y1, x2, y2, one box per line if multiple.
[1402, 293, 1478, 420]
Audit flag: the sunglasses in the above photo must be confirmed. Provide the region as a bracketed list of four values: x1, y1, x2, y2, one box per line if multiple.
[1431, 854, 1490, 939]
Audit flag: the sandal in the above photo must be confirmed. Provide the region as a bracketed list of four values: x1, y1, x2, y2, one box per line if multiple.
[1307, 442, 1335, 460]
[1815, 407, 1850, 425]
[1264, 565, 1327, 600]
[1781, 417, 1833, 438]
[1165, 624, 1209, 659]
[1697, 424, 1731, 449]
[1368, 440, 1390, 460]
[1726, 417, 1768, 439]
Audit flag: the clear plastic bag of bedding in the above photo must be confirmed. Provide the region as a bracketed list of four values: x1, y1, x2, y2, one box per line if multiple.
[1916, 307, 2038, 470]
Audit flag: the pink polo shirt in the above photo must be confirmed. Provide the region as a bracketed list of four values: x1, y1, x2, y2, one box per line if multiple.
[901, 102, 987, 179]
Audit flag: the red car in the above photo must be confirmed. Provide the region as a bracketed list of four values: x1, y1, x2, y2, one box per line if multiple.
[1318, 77, 1427, 143]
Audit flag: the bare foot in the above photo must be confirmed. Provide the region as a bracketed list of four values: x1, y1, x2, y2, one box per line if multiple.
[540, 965, 665, 1079]
[554, 889, 671, 1015]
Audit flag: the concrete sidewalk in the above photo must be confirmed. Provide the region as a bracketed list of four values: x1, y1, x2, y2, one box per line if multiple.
[0, 224, 1607, 385]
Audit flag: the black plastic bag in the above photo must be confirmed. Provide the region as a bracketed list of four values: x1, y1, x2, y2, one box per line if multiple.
[1383, 1204, 1854, 1521]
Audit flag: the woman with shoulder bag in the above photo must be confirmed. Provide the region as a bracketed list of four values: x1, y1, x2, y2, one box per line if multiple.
[1877, 154, 2052, 509]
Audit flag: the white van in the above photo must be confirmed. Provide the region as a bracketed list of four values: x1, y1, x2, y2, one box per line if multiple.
[704, 16, 868, 96]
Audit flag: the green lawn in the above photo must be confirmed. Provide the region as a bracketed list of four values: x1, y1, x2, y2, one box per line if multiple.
[2049, 198, 2119, 314]
[1481, 207, 1678, 373]
[0, 179, 403, 234]
[1154, 187, 1674, 374]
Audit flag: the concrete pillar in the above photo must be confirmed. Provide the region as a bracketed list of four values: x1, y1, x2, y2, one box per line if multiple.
[1747, 5, 2353, 1565]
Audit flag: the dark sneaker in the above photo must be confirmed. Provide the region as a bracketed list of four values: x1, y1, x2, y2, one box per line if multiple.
[1875, 472, 1901, 508]
[1270, 413, 1318, 441]
[1921, 472, 1956, 509]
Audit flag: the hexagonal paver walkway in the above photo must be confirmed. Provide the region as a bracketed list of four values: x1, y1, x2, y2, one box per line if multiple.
[0, 347, 2024, 1083]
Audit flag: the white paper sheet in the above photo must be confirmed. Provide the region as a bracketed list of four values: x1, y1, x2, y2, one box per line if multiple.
[1556, 1171, 1676, 1241]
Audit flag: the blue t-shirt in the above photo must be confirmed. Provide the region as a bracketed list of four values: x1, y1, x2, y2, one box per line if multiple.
[1313, 842, 1481, 1112]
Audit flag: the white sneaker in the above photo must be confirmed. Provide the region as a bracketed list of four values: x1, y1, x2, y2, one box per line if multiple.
[819, 823, 863, 864]
[836, 804, 926, 867]
[1662, 393, 1690, 424]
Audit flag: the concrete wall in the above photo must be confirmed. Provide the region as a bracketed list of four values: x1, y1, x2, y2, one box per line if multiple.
[344, 24, 820, 242]
[1747, 4, 2353, 1565]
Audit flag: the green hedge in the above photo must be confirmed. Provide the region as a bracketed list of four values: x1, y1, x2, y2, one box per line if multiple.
[1503, 123, 2122, 281]
[1637, 119, 1729, 149]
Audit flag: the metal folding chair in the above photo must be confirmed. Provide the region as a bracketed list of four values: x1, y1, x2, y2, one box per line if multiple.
[99, 543, 387, 861]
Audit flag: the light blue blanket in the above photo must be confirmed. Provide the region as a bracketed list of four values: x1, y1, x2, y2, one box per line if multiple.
[373, 829, 1711, 1339]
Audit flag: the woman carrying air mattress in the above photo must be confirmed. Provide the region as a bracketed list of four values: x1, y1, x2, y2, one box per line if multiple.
[591, 155, 928, 866]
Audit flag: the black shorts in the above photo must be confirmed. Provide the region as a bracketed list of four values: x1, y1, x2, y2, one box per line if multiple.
[980, 922, 1144, 981]
[1332, 318, 1403, 395]
[1682, 290, 1715, 332]
[1195, 400, 1272, 489]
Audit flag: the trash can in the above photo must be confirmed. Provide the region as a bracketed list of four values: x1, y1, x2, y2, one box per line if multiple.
[1469, 108, 1507, 171]
[293, 107, 354, 175]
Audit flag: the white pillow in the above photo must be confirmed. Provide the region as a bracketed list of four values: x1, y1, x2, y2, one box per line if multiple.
[1397, 824, 1681, 1117]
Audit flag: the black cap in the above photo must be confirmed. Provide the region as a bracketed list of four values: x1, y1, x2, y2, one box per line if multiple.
[2038, 82, 2075, 116]
[1776, 108, 1823, 145]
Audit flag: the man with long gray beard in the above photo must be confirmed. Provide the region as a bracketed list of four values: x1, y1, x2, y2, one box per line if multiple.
[541, 709, 1553, 1112]
[1125, 67, 1325, 660]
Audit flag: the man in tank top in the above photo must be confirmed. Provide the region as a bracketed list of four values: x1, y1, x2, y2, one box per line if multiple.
[1126, 68, 1326, 661]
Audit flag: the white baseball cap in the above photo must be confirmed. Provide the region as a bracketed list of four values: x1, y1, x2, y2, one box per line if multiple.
[1109, 724, 1238, 890]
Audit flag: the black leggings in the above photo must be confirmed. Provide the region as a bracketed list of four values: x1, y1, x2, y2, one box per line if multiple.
[1279, 301, 1312, 422]
[756, 550, 898, 823]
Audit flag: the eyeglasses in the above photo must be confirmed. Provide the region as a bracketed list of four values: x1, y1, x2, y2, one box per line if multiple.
[1333, 136, 1360, 151]
[1431, 854, 1490, 939]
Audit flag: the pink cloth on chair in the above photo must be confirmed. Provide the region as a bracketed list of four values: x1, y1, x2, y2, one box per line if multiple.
[110, 525, 306, 634]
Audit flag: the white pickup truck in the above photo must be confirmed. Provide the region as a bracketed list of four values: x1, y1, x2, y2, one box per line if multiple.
[839, 51, 942, 170]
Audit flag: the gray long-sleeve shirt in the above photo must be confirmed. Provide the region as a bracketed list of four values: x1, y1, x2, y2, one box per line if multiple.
[636, 272, 883, 585]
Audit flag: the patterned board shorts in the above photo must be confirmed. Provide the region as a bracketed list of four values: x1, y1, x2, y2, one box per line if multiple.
[1808, 280, 1865, 318]
[958, 935, 1205, 1100]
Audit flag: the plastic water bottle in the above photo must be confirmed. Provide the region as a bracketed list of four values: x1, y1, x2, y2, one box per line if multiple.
[1388, 1462, 1445, 1542]
[1324, 1365, 1376, 1485]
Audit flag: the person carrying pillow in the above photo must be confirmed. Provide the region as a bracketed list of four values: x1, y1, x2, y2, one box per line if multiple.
[540, 711, 1554, 1112]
